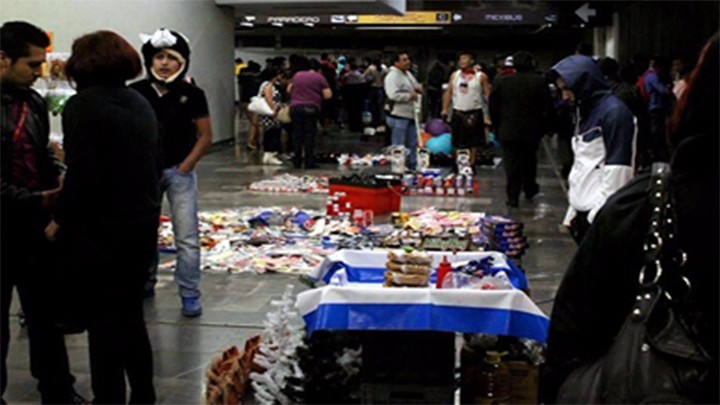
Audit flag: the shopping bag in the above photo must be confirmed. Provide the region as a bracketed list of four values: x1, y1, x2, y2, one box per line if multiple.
[277, 105, 291, 124]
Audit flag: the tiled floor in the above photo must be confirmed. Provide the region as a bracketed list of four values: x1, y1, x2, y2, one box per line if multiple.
[4, 127, 576, 404]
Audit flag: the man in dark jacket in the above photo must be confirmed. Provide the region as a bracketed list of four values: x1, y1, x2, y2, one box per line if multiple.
[0, 21, 83, 404]
[489, 51, 551, 207]
[551, 54, 636, 243]
[426, 53, 452, 118]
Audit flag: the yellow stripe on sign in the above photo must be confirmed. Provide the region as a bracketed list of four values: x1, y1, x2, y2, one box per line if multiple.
[352, 11, 451, 25]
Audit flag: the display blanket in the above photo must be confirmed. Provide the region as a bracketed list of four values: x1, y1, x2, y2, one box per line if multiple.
[158, 207, 527, 276]
[296, 286, 548, 342]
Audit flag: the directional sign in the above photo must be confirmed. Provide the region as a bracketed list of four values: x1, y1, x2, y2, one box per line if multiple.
[238, 8, 559, 27]
[348, 11, 452, 25]
[575, 3, 597, 23]
[451, 9, 558, 26]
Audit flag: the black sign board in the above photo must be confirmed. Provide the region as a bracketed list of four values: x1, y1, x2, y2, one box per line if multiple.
[451, 9, 559, 26]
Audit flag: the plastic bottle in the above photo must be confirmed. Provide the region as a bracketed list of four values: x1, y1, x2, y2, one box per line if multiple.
[361, 100, 372, 125]
[435, 256, 452, 289]
[475, 351, 511, 404]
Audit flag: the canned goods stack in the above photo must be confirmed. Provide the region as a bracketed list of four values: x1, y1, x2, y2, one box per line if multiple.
[402, 170, 479, 197]
[352, 209, 375, 228]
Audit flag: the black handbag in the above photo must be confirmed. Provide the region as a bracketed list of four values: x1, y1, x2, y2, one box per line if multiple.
[556, 163, 713, 404]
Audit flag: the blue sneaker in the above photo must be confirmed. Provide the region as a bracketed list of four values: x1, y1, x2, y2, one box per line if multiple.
[182, 297, 202, 317]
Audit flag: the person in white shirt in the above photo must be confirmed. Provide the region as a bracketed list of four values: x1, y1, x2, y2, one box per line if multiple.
[441, 51, 491, 166]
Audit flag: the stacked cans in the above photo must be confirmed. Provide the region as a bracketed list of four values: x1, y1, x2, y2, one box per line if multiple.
[480, 216, 528, 259]
[402, 170, 479, 196]
[352, 209, 375, 228]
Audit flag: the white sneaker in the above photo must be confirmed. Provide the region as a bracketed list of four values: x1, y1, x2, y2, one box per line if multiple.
[263, 152, 283, 165]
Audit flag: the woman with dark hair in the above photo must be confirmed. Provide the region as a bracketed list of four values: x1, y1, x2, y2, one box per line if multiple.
[45, 30, 160, 403]
[543, 33, 719, 404]
[258, 66, 289, 165]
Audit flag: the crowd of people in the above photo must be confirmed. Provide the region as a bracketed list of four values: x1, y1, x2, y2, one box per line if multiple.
[236, 45, 692, 187]
[1, 16, 717, 404]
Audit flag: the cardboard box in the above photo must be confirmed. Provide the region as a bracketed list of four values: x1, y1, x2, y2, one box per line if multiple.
[506, 361, 539, 404]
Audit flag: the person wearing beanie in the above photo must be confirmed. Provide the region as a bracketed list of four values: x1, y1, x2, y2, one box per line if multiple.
[130, 28, 212, 317]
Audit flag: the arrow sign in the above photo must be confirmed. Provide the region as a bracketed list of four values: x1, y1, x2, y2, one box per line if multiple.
[453, 13, 463, 22]
[575, 3, 596, 23]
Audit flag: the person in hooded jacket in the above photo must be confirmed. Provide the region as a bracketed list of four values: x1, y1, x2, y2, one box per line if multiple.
[130, 28, 213, 317]
[550, 54, 636, 243]
[543, 33, 719, 404]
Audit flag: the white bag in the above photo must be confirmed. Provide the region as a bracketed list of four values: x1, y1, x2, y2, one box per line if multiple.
[248, 83, 274, 116]
[248, 95, 274, 116]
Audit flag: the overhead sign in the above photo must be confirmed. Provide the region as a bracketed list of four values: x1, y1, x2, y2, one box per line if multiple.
[575, 3, 597, 23]
[267, 15, 322, 24]
[237, 8, 558, 27]
[347, 11, 452, 25]
[451, 9, 558, 26]
[238, 15, 330, 25]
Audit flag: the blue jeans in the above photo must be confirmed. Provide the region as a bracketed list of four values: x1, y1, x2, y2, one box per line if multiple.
[149, 168, 201, 298]
[387, 115, 417, 170]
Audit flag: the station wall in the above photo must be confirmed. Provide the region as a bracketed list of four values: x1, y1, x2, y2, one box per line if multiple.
[1, 0, 236, 142]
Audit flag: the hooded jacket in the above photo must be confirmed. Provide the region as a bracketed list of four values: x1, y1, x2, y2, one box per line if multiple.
[551, 55, 636, 224]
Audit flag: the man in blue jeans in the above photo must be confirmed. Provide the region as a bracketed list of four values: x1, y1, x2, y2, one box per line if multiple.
[131, 28, 212, 317]
[384, 52, 422, 170]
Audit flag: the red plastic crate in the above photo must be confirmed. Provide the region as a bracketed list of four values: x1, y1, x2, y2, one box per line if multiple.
[328, 183, 402, 215]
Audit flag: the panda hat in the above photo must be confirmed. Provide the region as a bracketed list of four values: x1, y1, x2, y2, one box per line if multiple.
[140, 28, 190, 85]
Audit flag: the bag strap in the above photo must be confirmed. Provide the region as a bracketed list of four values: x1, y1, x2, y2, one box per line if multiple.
[639, 163, 689, 297]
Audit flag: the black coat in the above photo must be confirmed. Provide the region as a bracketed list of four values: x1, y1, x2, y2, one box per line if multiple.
[543, 132, 719, 403]
[55, 84, 161, 228]
[489, 71, 551, 143]
[0, 87, 64, 221]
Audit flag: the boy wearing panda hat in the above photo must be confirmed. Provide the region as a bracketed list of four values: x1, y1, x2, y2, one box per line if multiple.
[131, 28, 212, 317]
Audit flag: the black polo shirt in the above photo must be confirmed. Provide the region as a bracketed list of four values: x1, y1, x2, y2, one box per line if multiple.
[130, 79, 209, 168]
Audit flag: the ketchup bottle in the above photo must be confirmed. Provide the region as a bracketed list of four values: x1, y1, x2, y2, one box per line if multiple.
[436, 256, 452, 289]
